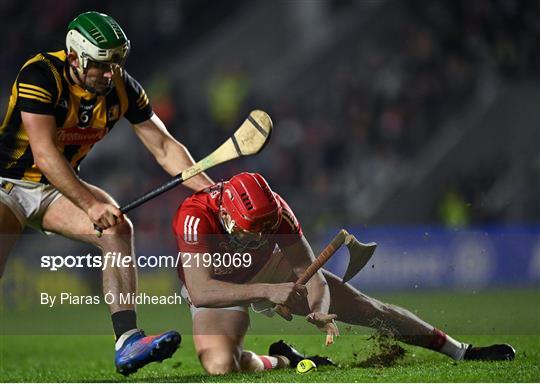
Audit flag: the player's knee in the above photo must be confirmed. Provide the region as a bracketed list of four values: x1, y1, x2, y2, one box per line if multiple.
[240, 350, 265, 372]
[96, 217, 133, 249]
[203, 358, 238, 375]
[93, 221, 133, 255]
[353, 294, 391, 320]
[107, 216, 133, 236]
[200, 350, 239, 375]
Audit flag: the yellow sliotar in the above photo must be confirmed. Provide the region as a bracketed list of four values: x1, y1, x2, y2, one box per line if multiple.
[296, 359, 317, 373]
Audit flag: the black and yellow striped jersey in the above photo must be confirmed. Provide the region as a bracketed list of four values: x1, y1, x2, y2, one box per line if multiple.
[0, 50, 153, 183]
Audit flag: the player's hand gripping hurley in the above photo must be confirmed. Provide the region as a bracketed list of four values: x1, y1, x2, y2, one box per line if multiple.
[94, 110, 273, 236]
[274, 229, 377, 345]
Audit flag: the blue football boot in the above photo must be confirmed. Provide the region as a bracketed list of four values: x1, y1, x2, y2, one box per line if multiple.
[115, 329, 181, 375]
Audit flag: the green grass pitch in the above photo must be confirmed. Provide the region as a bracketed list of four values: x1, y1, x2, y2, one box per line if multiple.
[1, 289, 539, 382]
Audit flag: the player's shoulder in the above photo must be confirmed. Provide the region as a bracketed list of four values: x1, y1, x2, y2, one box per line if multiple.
[16, 50, 66, 108]
[173, 185, 223, 234]
[42, 50, 67, 69]
[274, 192, 296, 219]
[183, 184, 222, 212]
[119, 68, 135, 80]
[117, 68, 143, 90]
[19, 50, 65, 76]
[115, 68, 151, 116]
[274, 192, 290, 208]
[274, 192, 302, 234]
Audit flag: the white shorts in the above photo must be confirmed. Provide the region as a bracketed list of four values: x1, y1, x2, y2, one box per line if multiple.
[0, 176, 62, 233]
[181, 247, 296, 318]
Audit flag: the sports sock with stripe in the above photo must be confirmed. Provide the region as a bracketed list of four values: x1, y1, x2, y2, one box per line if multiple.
[428, 328, 469, 360]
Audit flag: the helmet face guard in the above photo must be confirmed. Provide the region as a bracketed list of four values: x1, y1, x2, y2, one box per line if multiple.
[219, 214, 268, 251]
[66, 12, 130, 93]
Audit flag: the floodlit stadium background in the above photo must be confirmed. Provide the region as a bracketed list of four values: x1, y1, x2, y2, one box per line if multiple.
[1, 0, 539, 335]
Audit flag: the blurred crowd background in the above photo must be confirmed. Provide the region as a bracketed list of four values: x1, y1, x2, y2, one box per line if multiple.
[1, 0, 539, 299]
[1, 0, 538, 232]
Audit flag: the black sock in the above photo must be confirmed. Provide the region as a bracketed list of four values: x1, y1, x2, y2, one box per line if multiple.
[112, 310, 137, 340]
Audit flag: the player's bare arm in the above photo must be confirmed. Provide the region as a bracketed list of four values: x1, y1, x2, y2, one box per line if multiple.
[22, 111, 123, 230]
[281, 235, 331, 315]
[0, 12, 185, 376]
[282, 234, 339, 343]
[132, 114, 213, 191]
[182, 251, 307, 308]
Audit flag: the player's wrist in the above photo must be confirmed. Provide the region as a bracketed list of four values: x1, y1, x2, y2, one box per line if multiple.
[309, 303, 329, 315]
[83, 197, 102, 215]
[253, 283, 271, 301]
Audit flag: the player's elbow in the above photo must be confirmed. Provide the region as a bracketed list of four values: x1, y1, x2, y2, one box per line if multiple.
[154, 135, 182, 165]
[188, 287, 211, 308]
[186, 276, 224, 307]
[33, 152, 53, 173]
[189, 294, 204, 308]
[152, 145, 168, 167]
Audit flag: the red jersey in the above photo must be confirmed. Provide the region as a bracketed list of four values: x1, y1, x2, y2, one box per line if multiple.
[172, 183, 302, 283]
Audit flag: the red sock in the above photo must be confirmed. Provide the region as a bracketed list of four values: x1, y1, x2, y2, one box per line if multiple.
[241, 351, 282, 372]
[258, 355, 277, 370]
[428, 328, 448, 350]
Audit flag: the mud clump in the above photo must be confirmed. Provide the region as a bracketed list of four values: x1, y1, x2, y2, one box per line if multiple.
[353, 324, 406, 368]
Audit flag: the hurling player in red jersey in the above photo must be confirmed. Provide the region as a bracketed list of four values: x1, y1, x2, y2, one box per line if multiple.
[172, 173, 515, 375]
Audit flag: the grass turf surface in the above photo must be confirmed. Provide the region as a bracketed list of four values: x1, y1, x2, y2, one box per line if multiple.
[1, 289, 539, 382]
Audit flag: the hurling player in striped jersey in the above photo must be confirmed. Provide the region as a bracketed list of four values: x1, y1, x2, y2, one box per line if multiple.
[0, 12, 213, 375]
